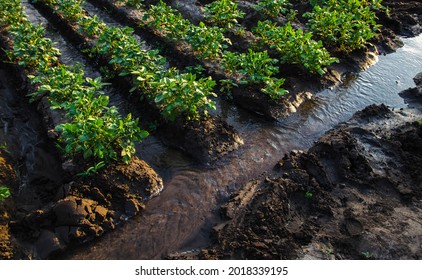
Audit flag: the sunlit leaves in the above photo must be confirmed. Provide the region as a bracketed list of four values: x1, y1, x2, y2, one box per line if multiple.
[3, 0, 146, 164]
[0, 186, 11, 201]
[305, 0, 382, 53]
[254, 0, 290, 18]
[203, 0, 245, 30]
[254, 21, 338, 75]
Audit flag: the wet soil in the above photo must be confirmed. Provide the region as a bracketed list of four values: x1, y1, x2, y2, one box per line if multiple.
[174, 77, 422, 260]
[10, 156, 163, 259]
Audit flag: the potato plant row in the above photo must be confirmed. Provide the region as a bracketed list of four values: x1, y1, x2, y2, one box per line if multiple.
[39, 0, 218, 122]
[198, 0, 338, 74]
[142, 0, 291, 98]
[115, 0, 346, 98]
[0, 0, 147, 167]
[197, 0, 382, 55]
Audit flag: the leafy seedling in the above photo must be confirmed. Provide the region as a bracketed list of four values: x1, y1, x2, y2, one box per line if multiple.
[0, 186, 11, 200]
[305, 191, 313, 199]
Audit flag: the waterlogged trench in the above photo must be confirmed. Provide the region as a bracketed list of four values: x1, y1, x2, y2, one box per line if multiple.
[58, 33, 422, 259]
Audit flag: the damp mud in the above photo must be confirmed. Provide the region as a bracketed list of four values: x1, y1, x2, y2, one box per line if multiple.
[205, 107, 422, 260]
[172, 76, 422, 260]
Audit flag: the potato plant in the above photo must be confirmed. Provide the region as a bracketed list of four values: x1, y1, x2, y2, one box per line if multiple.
[254, 0, 290, 18]
[0, 186, 11, 201]
[0, 0, 25, 25]
[203, 0, 245, 30]
[142, 0, 190, 41]
[56, 0, 85, 23]
[185, 22, 231, 59]
[151, 71, 217, 121]
[9, 22, 60, 69]
[305, 0, 382, 53]
[143, 1, 230, 60]
[222, 49, 287, 99]
[253, 20, 338, 75]
[77, 15, 106, 37]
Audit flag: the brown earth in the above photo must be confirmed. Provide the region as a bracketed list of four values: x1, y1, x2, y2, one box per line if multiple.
[171, 75, 422, 260]
[9, 156, 163, 259]
[0, 150, 19, 259]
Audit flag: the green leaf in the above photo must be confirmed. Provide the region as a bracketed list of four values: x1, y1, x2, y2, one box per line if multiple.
[139, 130, 149, 139]
[155, 93, 165, 103]
[0, 186, 11, 200]
[83, 149, 93, 159]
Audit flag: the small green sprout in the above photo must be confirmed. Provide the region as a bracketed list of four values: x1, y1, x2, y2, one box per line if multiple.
[361, 251, 373, 259]
[77, 161, 106, 176]
[0, 186, 11, 200]
[305, 191, 313, 199]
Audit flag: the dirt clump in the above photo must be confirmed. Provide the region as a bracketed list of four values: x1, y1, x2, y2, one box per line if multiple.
[158, 115, 244, 162]
[8, 156, 163, 259]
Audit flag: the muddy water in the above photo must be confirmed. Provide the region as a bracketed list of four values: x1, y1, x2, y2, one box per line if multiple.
[58, 33, 422, 259]
[0, 1, 69, 212]
[0, 68, 62, 211]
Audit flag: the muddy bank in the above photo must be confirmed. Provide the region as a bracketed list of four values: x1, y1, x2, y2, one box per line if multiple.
[172, 75, 422, 260]
[10, 157, 163, 259]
